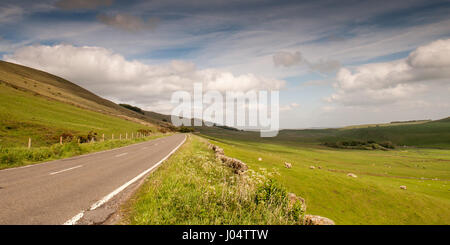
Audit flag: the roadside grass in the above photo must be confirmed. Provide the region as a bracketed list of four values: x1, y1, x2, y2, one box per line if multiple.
[121, 135, 304, 225]
[0, 83, 156, 147]
[200, 134, 450, 225]
[0, 133, 172, 170]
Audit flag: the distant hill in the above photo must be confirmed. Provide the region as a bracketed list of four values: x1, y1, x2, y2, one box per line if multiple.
[196, 117, 450, 149]
[0, 61, 175, 147]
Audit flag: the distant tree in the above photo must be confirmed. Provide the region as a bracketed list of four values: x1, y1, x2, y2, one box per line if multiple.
[119, 104, 144, 115]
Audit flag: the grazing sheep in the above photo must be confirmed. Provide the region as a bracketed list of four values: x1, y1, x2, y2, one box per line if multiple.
[309, 166, 315, 169]
[258, 157, 262, 161]
[347, 173, 357, 178]
[284, 162, 292, 168]
[400, 185, 407, 190]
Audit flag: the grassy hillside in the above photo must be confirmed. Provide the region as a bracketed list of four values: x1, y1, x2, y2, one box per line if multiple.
[0, 82, 155, 147]
[200, 133, 450, 224]
[0, 60, 174, 129]
[196, 118, 450, 224]
[196, 117, 450, 149]
[0, 61, 175, 169]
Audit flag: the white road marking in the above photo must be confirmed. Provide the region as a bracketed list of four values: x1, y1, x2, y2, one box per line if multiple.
[49, 165, 83, 175]
[63, 211, 84, 225]
[115, 152, 128, 157]
[63, 135, 186, 225]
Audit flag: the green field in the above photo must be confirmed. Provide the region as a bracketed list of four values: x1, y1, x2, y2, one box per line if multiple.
[197, 129, 450, 224]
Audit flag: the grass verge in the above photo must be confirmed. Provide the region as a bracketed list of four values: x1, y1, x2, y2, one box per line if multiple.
[0, 133, 172, 170]
[121, 135, 304, 225]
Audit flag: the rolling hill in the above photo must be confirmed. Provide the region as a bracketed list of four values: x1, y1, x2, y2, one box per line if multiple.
[0, 60, 174, 147]
[196, 116, 450, 149]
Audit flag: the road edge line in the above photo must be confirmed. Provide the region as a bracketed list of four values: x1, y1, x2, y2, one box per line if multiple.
[63, 134, 187, 225]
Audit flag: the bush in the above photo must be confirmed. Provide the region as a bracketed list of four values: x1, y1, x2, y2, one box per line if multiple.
[119, 104, 144, 114]
[255, 179, 288, 207]
[323, 140, 395, 150]
[178, 126, 195, 133]
[1, 151, 20, 165]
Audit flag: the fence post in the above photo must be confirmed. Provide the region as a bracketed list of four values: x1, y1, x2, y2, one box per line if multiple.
[28, 137, 31, 149]
[126, 132, 128, 140]
[102, 133, 105, 142]
[60, 136, 63, 145]
[120, 134, 122, 140]
[112, 133, 114, 140]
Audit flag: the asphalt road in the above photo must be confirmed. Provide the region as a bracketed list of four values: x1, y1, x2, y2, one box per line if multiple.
[0, 134, 186, 225]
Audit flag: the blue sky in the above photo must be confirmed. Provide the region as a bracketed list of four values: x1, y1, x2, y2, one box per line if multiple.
[1, 0, 450, 128]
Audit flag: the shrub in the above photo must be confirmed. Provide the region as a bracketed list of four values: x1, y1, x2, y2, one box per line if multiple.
[178, 126, 195, 133]
[255, 179, 288, 207]
[1, 151, 20, 165]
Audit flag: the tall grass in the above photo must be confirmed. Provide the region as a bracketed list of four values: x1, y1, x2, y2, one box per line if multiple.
[0, 133, 171, 169]
[122, 135, 304, 225]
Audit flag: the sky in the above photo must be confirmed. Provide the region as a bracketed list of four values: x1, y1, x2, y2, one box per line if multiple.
[1, 0, 450, 129]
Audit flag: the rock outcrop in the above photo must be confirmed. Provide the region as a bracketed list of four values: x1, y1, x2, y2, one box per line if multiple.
[287, 192, 306, 213]
[303, 215, 335, 225]
[209, 143, 248, 174]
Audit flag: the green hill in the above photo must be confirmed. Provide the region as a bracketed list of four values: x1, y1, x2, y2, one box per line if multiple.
[0, 60, 172, 147]
[196, 117, 450, 149]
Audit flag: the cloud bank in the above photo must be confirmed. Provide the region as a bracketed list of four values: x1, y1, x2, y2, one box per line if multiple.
[3, 44, 285, 113]
[328, 39, 450, 106]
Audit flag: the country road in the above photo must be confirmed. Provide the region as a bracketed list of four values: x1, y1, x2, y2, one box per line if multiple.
[0, 134, 186, 225]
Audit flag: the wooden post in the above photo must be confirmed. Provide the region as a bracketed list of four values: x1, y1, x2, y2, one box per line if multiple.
[28, 137, 31, 149]
[77, 138, 80, 144]
[60, 136, 63, 145]
[126, 132, 128, 140]
[120, 134, 122, 140]
[112, 133, 114, 140]
[102, 133, 105, 142]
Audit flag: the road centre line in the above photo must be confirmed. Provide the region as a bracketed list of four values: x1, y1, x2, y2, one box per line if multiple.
[49, 165, 83, 175]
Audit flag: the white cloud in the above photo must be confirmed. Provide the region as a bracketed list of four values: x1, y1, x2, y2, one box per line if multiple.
[97, 13, 159, 32]
[327, 39, 450, 106]
[3, 44, 285, 113]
